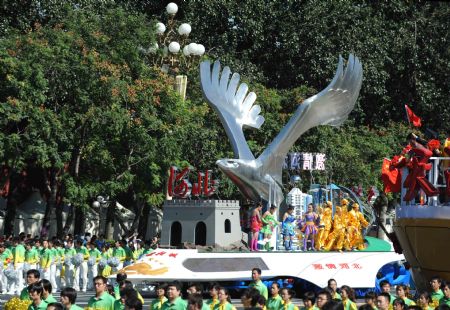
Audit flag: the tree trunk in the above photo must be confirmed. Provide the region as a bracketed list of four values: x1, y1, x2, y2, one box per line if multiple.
[74, 206, 86, 236]
[62, 204, 74, 236]
[138, 203, 150, 238]
[41, 168, 58, 237]
[105, 202, 114, 240]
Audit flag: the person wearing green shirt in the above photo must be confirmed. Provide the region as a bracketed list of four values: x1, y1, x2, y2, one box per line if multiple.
[25, 241, 40, 270]
[430, 277, 444, 308]
[88, 275, 116, 310]
[0, 243, 9, 294]
[114, 286, 143, 310]
[28, 282, 48, 310]
[42, 279, 57, 304]
[379, 280, 396, 304]
[301, 291, 319, 310]
[395, 285, 416, 306]
[217, 287, 237, 310]
[100, 244, 112, 277]
[11, 237, 26, 294]
[123, 242, 133, 267]
[65, 239, 77, 288]
[113, 240, 127, 270]
[40, 240, 52, 281]
[186, 283, 208, 310]
[48, 240, 58, 292]
[74, 239, 90, 292]
[280, 288, 299, 310]
[162, 282, 187, 310]
[364, 291, 378, 310]
[60, 287, 85, 310]
[249, 268, 268, 300]
[341, 286, 357, 310]
[376, 292, 392, 310]
[88, 241, 102, 290]
[142, 243, 154, 255]
[153, 283, 169, 310]
[267, 282, 283, 310]
[205, 283, 220, 310]
[54, 240, 65, 290]
[327, 279, 342, 300]
[440, 282, 450, 306]
[20, 269, 41, 301]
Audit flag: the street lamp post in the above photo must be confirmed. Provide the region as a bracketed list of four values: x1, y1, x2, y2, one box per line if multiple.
[141, 2, 205, 101]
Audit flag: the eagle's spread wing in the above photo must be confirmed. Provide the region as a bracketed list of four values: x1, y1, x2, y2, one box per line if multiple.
[200, 60, 265, 160]
[259, 54, 363, 183]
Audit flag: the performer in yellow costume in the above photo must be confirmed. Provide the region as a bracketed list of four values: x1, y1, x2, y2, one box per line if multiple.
[347, 203, 369, 250]
[340, 199, 352, 251]
[316, 201, 332, 250]
[324, 206, 346, 251]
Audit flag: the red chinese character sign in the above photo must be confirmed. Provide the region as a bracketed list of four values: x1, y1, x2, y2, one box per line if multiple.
[167, 166, 218, 199]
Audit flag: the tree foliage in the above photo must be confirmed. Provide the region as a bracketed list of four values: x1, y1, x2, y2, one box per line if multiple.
[0, 1, 448, 236]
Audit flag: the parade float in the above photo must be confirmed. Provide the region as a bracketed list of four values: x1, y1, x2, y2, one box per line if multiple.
[117, 55, 407, 293]
[383, 129, 450, 291]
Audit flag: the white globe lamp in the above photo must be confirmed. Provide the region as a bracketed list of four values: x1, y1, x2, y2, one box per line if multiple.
[168, 42, 180, 54]
[156, 22, 166, 34]
[196, 44, 205, 56]
[178, 23, 192, 36]
[182, 45, 190, 56]
[166, 3, 178, 15]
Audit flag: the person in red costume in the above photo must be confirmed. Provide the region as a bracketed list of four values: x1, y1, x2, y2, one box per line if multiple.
[442, 131, 450, 200]
[403, 133, 439, 202]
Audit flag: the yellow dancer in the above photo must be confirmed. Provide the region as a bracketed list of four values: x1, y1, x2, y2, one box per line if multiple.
[316, 201, 332, 250]
[324, 206, 346, 251]
[348, 203, 369, 250]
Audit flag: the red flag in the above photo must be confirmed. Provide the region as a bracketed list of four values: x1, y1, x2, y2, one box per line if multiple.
[381, 158, 401, 193]
[405, 104, 422, 127]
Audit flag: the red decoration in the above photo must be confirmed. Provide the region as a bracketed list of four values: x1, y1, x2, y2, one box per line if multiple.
[405, 104, 422, 127]
[381, 158, 401, 193]
[403, 146, 438, 201]
[168, 166, 217, 198]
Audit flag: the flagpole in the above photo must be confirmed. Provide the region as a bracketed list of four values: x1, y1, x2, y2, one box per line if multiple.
[404, 104, 412, 127]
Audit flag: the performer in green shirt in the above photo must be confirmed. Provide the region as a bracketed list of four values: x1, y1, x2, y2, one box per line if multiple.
[88, 241, 102, 290]
[430, 277, 444, 308]
[28, 282, 48, 310]
[88, 275, 116, 310]
[186, 283, 208, 310]
[327, 279, 342, 300]
[113, 240, 127, 270]
[60, 287, 85, 310]
[280, 288, 299, 310]
[249, 268, 268, 300]
[301, 291, 320, 310]
[267, 282, 283, 310]
[65, 239, 77, 289]
[20, 269, 41, 301]
[162, 282, 188, 310]
[217, 287, 237, 310]
[25, 241, 40, 270]
[40, 240, 52, 281]
[205, 283, 220, 310]
[152, 283, 169, 310]
[42, 279, 58, 304]
[440, 282, 450, 306]
[74, 239, 90, 292]
[10, 237, 26, 294]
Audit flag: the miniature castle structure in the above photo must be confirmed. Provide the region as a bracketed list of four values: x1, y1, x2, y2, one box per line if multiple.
[160, 199, 241, 247]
